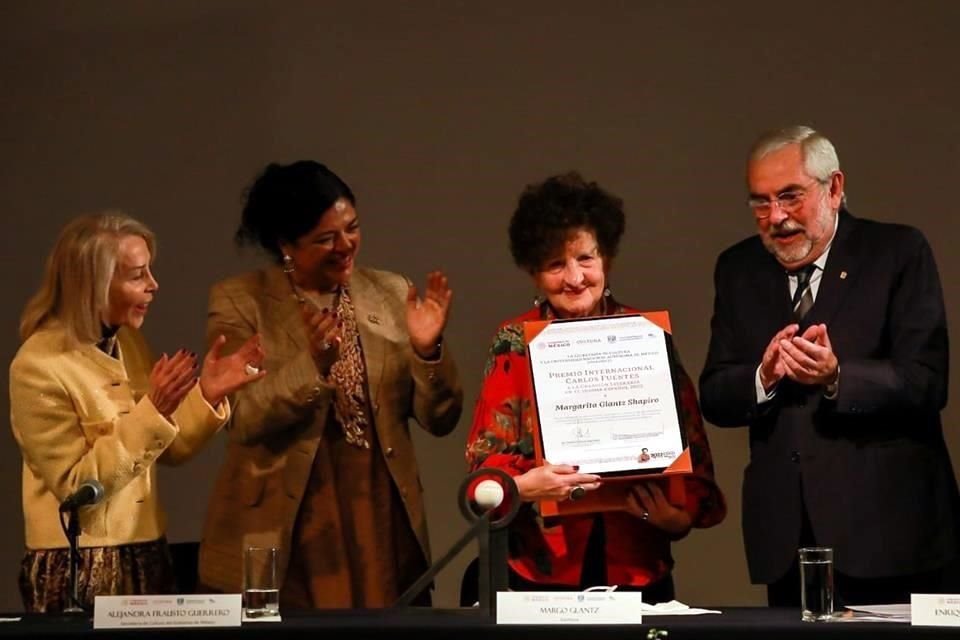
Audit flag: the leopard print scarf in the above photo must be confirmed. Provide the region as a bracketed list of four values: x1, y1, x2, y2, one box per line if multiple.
[329, 287, 371, 449]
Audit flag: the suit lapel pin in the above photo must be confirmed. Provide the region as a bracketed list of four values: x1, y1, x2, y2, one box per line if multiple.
[840, 271, 848, 280]
[368, 313, 380, 324]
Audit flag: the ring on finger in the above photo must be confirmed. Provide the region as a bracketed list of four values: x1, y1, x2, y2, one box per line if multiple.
[244, 363, 260, 376]
[569, 485, 586, 501]
[641, 510, 650, 521]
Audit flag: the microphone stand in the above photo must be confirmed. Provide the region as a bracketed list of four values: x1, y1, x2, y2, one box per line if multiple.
[62, 506, 84, 614]
[475, 508, 509, 616]
[393, 513, 494, 610]
[392, 469, 519, 618]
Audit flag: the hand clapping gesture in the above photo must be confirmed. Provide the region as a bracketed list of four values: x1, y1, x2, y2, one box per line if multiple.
[301, 303, 342, 374]
[758, 324, 799, 391]
[406, 270, 452, 359]
[199, 333, 267, 406]
[149, 349, 199, 418]
[778, 323, 839, 386]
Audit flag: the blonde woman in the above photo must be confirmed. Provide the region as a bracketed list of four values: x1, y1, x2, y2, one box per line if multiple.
[10, 212, 265, 612]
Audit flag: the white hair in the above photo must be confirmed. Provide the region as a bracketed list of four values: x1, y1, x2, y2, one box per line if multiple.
[749, 125, 846, 205]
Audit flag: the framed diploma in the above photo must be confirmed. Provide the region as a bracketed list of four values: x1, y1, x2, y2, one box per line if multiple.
[524, 311, 692, 480]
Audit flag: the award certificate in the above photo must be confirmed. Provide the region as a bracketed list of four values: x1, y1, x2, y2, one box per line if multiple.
[526, 313, 687, 476]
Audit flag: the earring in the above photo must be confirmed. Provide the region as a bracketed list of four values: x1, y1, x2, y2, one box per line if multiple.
[603, 287, 611, 297]
[282, 254, 295, 274]
[532, 295, 543, 307]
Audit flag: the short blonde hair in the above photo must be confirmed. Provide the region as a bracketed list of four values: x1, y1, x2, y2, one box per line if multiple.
[20, 212, 156, 345]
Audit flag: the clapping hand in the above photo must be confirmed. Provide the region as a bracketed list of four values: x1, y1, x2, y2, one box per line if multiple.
[301, 303, 342, 374]
[759, 324, 799, 392]
[406, 270, 452, 359]
[779, 323, 839, 386]
[149, 349, 199, 418]
[198, 334, 267, 407]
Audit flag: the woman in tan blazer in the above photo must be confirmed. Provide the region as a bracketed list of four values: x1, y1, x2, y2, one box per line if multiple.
[10, 213, 265, 612]
[198, 161, 463, 609]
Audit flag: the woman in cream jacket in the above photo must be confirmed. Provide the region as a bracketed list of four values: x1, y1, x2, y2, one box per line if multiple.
[10, 212, 265, 612]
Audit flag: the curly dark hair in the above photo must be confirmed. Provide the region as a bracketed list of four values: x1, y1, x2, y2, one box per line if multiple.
[508, 171, 625, 273]
[235, 160, 356, 262]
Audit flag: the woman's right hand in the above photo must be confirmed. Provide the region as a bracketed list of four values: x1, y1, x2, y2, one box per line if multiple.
[514, 462, 602, 502]
[148, 349, 198, 418]
[302, 303, 342, 374]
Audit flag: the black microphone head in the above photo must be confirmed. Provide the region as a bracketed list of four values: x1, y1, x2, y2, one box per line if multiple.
[83, 480, 105, 505]
[59, 479, 106, 512]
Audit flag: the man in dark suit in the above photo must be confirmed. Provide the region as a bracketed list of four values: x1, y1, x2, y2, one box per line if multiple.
[699, 125, 959, 606]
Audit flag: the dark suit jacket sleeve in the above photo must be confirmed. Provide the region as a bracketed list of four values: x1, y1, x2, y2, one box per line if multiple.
[828, 228, 948, 418]
[699, 251, 767, 428]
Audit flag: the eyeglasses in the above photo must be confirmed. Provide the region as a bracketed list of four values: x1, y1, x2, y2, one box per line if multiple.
[748, 180, 825, 219]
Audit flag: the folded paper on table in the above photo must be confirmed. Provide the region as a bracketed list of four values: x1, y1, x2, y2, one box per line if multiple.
[641, 600, 722, 615]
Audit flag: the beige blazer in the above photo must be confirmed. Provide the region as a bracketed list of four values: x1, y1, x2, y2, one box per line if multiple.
[9, 324, 229, 549]
[198, 266, 462, 595]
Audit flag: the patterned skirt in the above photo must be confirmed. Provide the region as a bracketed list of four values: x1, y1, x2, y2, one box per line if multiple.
[19, 537, 176, 613]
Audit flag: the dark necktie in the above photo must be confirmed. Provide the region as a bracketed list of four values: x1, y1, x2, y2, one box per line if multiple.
[791, 265, 815, 320]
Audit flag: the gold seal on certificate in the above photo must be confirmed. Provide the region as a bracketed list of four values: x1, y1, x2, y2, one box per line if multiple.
[524, 311, 691, 478]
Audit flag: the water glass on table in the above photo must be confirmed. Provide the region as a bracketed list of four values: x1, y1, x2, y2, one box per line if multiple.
[244, 546, 280, 618]
[799, 546, 834, 622]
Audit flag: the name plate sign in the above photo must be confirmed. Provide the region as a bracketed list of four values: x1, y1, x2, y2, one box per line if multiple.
[496, 591, 644, 624]
[912, 594, 960, 627]
[94, 593, 241, 629]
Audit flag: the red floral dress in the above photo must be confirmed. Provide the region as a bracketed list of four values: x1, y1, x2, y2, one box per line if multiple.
[465, 302, 726, 587]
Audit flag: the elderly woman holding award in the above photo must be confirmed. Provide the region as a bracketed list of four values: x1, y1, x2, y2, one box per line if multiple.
[465, 172, 726, 601]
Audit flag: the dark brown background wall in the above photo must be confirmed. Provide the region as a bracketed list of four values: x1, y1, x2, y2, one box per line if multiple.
[1, 0, 958, 610]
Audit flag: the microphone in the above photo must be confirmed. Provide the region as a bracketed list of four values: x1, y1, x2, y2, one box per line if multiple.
[59, 480, 105, 512]
[394, 469, 519, 611]
[473, 479, 505, 510]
